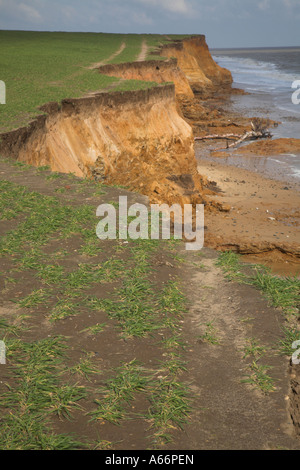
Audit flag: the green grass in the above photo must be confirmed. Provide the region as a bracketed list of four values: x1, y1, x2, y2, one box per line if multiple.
[0, 180, 96, 256]
[147, 379, 191, 446]
[109, 34, 144, 64]
[241, 362, 276, 394]
[216, 251, 300, 316]
[251, 268, 300, 315]
[0, 31, 173, 132]
[89, 360, 147, 425]
[0, 317, 26, 339]
[241, 338, 275, 394]
[216, 251, 247, 282]
[80, 323, 107, 336]
[0, 336, 87, 449]
[69, 353, 101, 381]
[279, 327, 300, 356]
[36, 264, 65, 286]
[198, 321, 220, 345]
[217, 251, 300, 394]
[18, 289, 49, 308]
[0, 174, 192, 448]
[48, 298, 81, 322]
[0, 414, 85, 451]
[98, 274, 162, 338]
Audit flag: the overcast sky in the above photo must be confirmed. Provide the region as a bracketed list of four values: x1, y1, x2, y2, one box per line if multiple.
[0, 0, 299, 47]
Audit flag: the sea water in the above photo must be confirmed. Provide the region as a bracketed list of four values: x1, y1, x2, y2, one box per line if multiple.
[210, 47, 300, 182]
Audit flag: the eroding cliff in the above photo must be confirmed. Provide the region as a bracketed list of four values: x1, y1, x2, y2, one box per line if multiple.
[160, 36, 232, 95]
[0, 85, 211, 207]
[97, 59, 194, 98]
[0, 35, 234, 210]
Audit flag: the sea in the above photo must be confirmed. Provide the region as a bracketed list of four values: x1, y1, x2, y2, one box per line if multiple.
[208, 47, 300, 184]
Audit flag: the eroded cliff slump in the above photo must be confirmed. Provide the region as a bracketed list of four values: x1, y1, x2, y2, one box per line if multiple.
[159, 35, 233, 96]
[0, 85, 214, 207]
[97, 59, 194, 99]
[0, 35, 233, 209]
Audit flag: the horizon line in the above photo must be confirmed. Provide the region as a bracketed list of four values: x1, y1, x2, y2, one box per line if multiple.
[0, 29, 299, 49]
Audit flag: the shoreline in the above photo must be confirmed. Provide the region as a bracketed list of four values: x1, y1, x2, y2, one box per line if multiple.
[1, 33, 299, 274]
[190, 68, 300, 275]
[199, 151, 300, 188]
[198, 157, 300, 275]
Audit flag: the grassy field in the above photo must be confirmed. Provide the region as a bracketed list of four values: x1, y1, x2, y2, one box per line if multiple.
[0, 158, 299, 449]
[216, 251, 300, 394]
[0, 31, 182, 132]
[0, 157, 193, 450]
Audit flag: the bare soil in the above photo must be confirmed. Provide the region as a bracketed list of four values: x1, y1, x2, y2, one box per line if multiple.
[0, 158, 299, 450]
[197, 158, 300, 275]
[136, 40, 149, 62]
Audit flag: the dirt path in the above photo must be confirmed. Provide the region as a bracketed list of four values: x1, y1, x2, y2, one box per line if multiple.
[171, 248, 300, 450]
[89, 42, 126, 69]
[136, 40, 148, 62]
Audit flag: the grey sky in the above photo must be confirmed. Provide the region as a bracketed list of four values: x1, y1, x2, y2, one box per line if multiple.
[0, 0, 299, 47]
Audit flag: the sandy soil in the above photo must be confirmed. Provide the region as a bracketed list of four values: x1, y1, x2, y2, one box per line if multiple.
[174, 248, 300, 450]
[197, 157, 300, 275]
[179, 89, 300, 275]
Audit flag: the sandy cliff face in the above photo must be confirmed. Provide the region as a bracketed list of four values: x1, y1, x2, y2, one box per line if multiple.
[1, 85, 210, 207]
[0, 35, 233, 209]
[97, 59, 194, 98]
[160, 36, 232, 95]
[183, 36, 233, 87]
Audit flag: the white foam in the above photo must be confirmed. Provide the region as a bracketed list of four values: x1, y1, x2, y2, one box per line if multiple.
[212, 51, 300, 180]
[213, 55, 299, 90]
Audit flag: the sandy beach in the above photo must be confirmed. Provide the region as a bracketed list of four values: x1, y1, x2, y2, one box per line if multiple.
[182, 70, 300, 276]
[197, 156, 300, 275]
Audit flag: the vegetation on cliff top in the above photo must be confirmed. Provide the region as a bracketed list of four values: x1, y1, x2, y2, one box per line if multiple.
[0, 31, 189, 132]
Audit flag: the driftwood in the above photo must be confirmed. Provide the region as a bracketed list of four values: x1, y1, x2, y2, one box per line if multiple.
[194, 133, 241, 141]
[194, 118, 272, 150]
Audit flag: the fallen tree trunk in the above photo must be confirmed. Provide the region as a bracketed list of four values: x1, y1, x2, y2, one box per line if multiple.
[222, 129, 272, 149]
[194, 133, 241, 141]
[194, 118, 273, 150]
